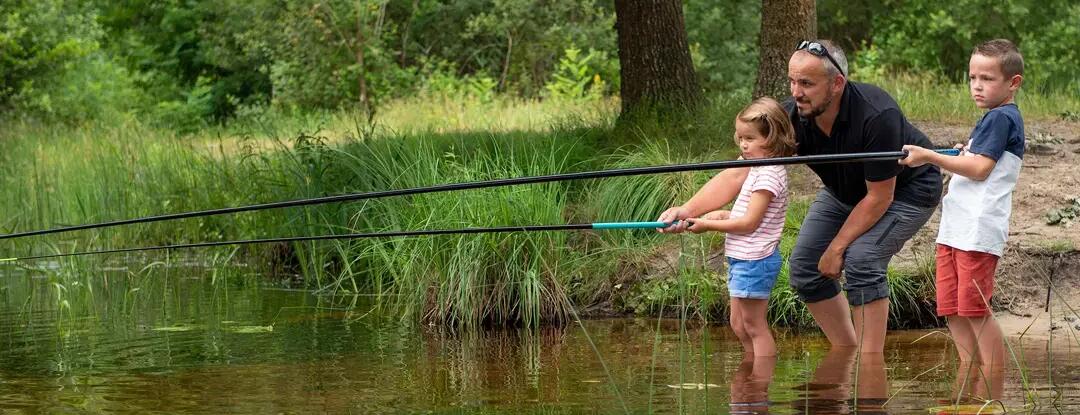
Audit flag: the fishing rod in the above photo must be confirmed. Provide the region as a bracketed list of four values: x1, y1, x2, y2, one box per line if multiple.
[0, 149, 959, 241]
[0, 221, 676, 263]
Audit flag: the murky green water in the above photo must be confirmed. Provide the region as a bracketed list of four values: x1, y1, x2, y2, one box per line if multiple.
[0, 263, 1077, 414]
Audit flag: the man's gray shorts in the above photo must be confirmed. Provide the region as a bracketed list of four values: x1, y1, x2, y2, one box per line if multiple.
[789, 190, 935, 306]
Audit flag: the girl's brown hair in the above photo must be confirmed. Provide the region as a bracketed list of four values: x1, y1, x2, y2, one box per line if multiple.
[733, 97, 798, 157]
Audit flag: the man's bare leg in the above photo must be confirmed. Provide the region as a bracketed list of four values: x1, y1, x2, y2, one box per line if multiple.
[806, 294, 858, 347]
[851, 298, 890, 353]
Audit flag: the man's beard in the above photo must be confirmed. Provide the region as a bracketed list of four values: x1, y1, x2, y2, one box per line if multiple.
[797, 89, 835, 118]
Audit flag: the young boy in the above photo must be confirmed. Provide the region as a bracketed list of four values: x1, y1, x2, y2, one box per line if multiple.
[900, 39, 1025, 391]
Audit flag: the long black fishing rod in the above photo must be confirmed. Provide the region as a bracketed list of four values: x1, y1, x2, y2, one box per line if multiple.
[0, 221, 673, 262]
[0, 149, 958, 241]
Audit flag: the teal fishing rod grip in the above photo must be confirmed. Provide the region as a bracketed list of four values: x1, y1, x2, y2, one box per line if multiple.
[592, 221, 680, 229]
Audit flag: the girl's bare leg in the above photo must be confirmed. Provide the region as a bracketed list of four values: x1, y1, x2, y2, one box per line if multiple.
[733, 297, 775, 357]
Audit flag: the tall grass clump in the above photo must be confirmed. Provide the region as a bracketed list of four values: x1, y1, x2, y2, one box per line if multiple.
[297, 130, 594, 327]
[580, 140, 724, 243]
[0, 115, 273, 258]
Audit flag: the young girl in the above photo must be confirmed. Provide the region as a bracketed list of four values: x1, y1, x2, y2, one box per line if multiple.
[658, 97, 797, 356]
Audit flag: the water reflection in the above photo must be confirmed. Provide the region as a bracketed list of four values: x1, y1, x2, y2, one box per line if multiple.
[792, 347, 853, 413]
[943, 361, 1005, 408]
[0, 264, 1076, 413]
[729, 355, 775, 414]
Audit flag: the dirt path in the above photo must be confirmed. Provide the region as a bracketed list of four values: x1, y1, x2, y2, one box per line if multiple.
[788, 118, 1080, 339]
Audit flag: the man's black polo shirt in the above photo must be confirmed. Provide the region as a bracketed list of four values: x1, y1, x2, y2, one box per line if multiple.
[786, 82, 942, 208]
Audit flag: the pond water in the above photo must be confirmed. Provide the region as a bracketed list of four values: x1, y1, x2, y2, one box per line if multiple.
[0, 263, 1077, 414]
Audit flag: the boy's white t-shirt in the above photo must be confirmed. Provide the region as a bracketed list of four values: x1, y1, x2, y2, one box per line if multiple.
[725, 165, 788, 260]
[937, 104, 1025, 256]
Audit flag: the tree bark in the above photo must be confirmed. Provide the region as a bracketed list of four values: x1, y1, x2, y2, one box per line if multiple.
[613, 0, 701, 115]
[754, 0, 816, 99]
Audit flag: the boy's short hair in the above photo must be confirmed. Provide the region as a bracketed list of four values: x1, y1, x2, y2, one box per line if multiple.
[973, 39, 1024, 78]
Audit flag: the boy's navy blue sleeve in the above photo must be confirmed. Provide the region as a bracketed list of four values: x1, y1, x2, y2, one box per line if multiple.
[967, 110, 1014, 161]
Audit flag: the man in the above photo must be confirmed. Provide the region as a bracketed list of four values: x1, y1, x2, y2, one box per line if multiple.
[786, 40, 942, 353]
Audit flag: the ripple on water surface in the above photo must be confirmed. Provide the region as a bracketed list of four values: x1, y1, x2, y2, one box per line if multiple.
[0, 270, 1077, 413]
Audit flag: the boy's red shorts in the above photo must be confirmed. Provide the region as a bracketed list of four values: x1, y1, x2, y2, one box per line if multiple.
[936, 244, 999, 317]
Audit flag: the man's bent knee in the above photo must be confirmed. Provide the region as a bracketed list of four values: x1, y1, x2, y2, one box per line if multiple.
[788, 251, 843, 303]
[842, 257, 891, 306]
[793, 279, 843, 304]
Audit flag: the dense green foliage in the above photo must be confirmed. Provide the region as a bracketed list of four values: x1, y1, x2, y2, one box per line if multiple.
[4, 0, 1077, 125]
[820, 0, 1080, 93]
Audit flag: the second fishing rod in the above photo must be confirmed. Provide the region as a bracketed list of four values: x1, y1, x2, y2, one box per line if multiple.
[0, 149, 959, 241]
[0, 221, 680, 262]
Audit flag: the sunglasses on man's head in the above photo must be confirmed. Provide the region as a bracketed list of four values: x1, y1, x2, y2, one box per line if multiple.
[796, 41, 846, 77]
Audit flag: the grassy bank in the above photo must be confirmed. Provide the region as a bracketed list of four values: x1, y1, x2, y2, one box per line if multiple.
[3, 77, 1077, 328]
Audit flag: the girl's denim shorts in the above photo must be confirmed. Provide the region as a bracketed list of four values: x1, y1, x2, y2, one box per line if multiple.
[727, 249, 782, 299]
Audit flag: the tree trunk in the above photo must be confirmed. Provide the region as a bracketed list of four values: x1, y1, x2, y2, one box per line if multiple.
[753, 0, 816, 99]
[613, 0, 701, 115]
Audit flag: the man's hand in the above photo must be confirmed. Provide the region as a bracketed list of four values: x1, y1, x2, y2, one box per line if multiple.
[657, 206, 692, 233]
[818, 245, 845, 279]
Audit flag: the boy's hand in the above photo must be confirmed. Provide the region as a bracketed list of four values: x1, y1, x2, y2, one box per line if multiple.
[685, 218, 715, 234]
[702, 210, 730, 220]
[898, 145, 934, 167]
[657, 206, 692, 234]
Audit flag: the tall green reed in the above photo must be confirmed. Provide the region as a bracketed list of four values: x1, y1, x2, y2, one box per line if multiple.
[308, 131, 591, 327]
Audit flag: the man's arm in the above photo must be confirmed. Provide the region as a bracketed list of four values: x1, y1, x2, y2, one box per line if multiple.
[818, 177, 895, 278]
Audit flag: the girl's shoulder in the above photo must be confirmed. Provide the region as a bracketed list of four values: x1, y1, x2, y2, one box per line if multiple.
[748, 165, 788, 192]
[751, 164, 788, 179]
